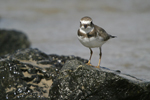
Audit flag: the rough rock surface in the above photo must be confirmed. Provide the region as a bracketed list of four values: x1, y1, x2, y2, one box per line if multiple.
[0, 29, 30, 56]
[49, 60, 150, 100]
[0, 48, 87, 99]
[0, 48, 150, 100]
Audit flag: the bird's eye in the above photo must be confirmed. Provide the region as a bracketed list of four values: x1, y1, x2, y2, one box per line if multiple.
[90, 22, 93, 24]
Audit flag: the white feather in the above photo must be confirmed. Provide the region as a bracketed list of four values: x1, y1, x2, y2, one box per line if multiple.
[78, 34, 106, 48]
[79, 27, 94, 34]
[81, 20, 91, 24]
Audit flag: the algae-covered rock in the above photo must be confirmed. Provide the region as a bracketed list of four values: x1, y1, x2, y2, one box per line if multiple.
[0, 29, 30, 56]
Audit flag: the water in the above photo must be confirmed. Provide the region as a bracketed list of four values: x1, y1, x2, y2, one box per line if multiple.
[0, 0, 150, 80]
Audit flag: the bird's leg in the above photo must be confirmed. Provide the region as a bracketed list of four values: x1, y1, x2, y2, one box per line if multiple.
[86, 48, 93, 66]
[95, 47, 102, 68]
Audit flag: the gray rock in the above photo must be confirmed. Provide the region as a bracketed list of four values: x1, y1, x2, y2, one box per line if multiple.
[49, 60, 150, 100]
[0, 29, 30, 56]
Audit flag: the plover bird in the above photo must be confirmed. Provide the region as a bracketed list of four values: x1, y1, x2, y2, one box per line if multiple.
[77, 16, 116, 68]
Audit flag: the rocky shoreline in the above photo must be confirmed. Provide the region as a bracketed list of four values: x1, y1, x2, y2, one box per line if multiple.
[0, 29, 150, 100]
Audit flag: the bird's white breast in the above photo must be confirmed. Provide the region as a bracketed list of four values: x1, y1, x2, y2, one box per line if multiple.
[78, 35, 106, 48]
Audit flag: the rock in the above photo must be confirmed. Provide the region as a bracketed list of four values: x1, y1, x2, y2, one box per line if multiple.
[0, 48, 87, 99]
[0, 48, 150, 100]
[49, 60, 150, 100]
[0, 29, 30, 56]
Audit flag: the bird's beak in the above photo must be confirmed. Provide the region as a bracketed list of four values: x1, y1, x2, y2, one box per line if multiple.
[84, 25, 87, 29]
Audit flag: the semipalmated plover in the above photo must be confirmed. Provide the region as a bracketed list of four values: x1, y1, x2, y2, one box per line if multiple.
[77, 16, 116, 68]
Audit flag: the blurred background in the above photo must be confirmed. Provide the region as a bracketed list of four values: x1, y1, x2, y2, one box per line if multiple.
[0, 0, 150, 80]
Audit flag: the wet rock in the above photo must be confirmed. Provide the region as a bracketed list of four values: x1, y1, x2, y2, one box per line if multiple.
[1, 48, 150, 100]
[0, 48, 87, 99]
[0, 48, 58, 99]
[0, 29, 30, 56]
[49, 60, 150, 100]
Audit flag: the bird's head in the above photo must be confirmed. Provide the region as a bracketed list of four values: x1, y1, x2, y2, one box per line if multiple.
[80, 16, 94, 33]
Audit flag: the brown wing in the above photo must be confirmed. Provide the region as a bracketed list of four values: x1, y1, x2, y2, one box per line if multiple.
[95, 25, 115, 41]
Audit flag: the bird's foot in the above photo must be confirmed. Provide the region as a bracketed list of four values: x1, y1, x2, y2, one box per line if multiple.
[86, 62, 93, 66]
[86, 60, 92, 66]
[94, 66, 100, 68]
[86, 62, 96, 68]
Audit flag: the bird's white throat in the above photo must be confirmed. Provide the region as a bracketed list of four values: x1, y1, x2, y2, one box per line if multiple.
[80, 27, 94, 34]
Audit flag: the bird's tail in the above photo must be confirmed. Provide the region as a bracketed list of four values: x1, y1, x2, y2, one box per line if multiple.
[110, 35, 117, 38]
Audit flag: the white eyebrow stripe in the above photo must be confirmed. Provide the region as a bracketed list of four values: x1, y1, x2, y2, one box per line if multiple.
[81, 20, 91, 24]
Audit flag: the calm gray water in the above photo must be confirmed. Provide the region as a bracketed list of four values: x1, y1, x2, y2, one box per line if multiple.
[0, 0, 150, 80]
